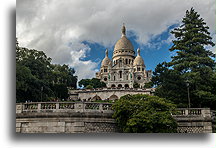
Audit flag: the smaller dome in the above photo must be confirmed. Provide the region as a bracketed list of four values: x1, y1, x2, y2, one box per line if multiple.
[101, 49, 111, 66]
[101, 57, 111, 66]
[133, 48, 145, 66]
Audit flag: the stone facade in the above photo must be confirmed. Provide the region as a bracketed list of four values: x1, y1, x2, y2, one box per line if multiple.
[68, 88, 155, 101]
[96, 24, 152, 88]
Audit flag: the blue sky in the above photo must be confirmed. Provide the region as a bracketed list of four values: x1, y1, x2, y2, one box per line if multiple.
[16, 0, 215, 81]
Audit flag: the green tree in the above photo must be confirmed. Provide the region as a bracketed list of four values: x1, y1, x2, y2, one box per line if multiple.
[51, 64, 77, 89]
[143, 81, 153, 88]
[78, 78, 106, 88]
[152, 8, 216, 109]
[86, 85, 93, 89]
[16, 43, 53, 102]
[133, 82, 140, 88]
[51, 83, 69, 100]
[16, 39, 78, 102]
[112, 94, 178, 133]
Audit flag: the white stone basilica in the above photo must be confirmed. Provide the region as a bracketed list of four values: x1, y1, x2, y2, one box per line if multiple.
[96, 24, 152, 88]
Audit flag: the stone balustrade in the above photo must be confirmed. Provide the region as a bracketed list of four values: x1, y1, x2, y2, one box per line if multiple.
[172, 108, 211, 117]
[16, 102, 211, 118]
[16, 102, 214, 133]
[16, 102, 113, 114]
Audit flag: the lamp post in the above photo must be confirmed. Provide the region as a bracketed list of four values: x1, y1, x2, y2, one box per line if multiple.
[186, 80, 191, 109]
[41, 86, 43, 102]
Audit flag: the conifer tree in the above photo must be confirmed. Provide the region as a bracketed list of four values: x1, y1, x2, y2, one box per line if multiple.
[152, 8, 215, 109]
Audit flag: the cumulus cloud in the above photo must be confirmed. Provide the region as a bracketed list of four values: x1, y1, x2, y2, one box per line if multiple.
[16, 0, 215, 79]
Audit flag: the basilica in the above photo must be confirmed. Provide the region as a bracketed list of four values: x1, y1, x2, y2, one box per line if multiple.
[96, 24, 152, 88]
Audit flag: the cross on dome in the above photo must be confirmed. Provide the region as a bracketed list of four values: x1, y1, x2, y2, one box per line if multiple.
[105, 48, 108, 57]
[137, 48, 141, 56]
[121, 23, 126, 36]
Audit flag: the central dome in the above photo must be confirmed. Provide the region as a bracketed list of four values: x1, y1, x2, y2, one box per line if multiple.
[113, 24, 135, 60]
[114, 36, 134, 51]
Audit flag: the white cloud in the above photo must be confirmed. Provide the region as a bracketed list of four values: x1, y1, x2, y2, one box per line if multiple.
[16, 0, 216, 79]
[68, 42, 99, 81]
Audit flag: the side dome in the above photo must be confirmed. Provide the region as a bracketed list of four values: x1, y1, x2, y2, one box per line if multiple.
[101, 57, 111, 66]
[101, 49, 111, 66]
[133, 48, 145, 66]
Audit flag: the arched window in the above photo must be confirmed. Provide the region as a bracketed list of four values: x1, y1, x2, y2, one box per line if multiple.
[125, 84, 129, 88]
[113, 76, 116, 81]
[129, 59, 131, 64]
[109, 95, 118, 101]
[118, 84, 122, 88]
[119, 71, 122, 78]
[126, 59, 128, 64]
[119, 60, 122, 67]
[91, 95, 102, 101]
[111, 84, 115, 88]
[137, 67, 140, 71]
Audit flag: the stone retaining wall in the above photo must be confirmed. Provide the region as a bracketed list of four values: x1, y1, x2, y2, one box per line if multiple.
[16, 102, 213, 133]
[16, 112, 117, 133]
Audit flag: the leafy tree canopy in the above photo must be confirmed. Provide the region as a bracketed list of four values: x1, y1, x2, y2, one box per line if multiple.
[133, 82, 140, 88]
[78, 78, 106, 88]
[16, 39, 77, 102]
[112, 94, 178, 133]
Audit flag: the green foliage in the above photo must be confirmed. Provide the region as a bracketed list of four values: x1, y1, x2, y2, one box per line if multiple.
[143, 81, 153, 88]
[78, 78, 106, 88]
[152, 8, 216, 109]
[16, 39, 77, 102]
[86, 85, 93, 89]
[133, 82, 140, 88]
[51, 83, 69, 99]
[112, 94, 178, 133]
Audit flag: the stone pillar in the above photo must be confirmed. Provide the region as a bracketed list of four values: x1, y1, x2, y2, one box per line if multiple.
[201, 108, 211, 118]
[99, 104, 103, 112]
[16, 104, 23, 113]
[75, 102, 84, 112]
[55, 103, 59, 112]
[37, 103, 41, 113]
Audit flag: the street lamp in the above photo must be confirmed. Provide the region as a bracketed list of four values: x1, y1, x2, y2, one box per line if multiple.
[41, 86, 43, 102]
[186, 80, 191, 109]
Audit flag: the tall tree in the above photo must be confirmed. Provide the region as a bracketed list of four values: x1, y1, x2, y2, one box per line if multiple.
[16, 39, 78, 102]
[152, 8, 215, 109]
